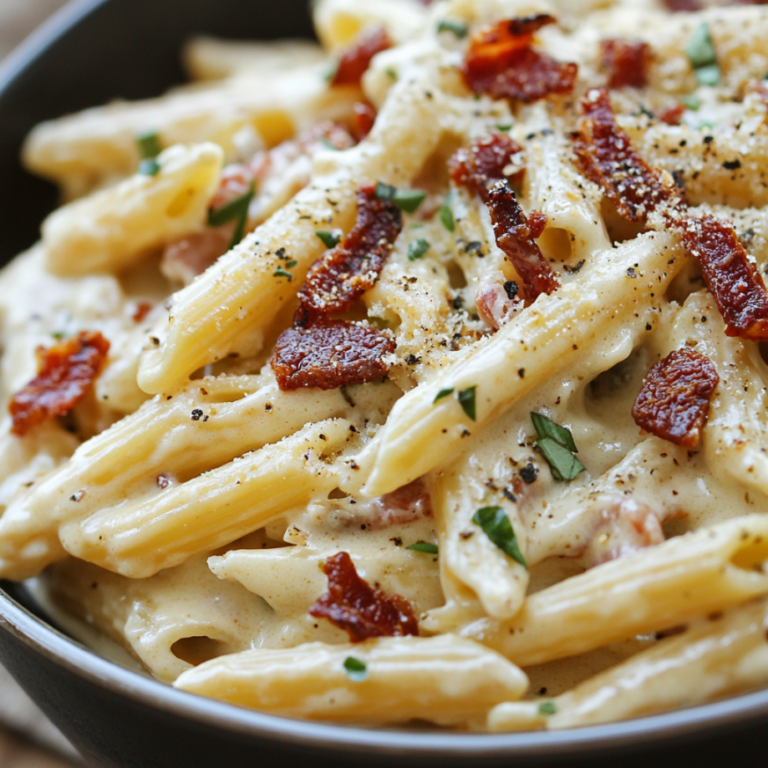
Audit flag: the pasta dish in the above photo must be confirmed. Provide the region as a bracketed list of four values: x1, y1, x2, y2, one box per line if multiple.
[3, 0, 768, 731]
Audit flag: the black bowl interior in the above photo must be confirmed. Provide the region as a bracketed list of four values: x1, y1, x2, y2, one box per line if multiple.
[1, 1, 768, 766]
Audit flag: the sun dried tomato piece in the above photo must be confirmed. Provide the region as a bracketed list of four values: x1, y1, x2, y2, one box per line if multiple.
[132, 302, 152, 323]
[681, 216, 768, 341]
[309, 551, 419, 641]
[600, 38, 651, 90]
[449, 133, 523, 201]
[271, 320, 395, 391]
[632, 348, 719, 448]
[9, 331, 110, 437]
[351, 101, 377, 143]
[572, 88, 679, 222]
[463, 16, 577, 103]
[297, 185, 402, 324]
[658, 102, 685, 126]
[331, 27, 392, 87]
[487, 180, 558, 303]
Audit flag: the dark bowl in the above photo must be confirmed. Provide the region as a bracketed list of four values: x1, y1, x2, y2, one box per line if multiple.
[1, 2, 768, 766]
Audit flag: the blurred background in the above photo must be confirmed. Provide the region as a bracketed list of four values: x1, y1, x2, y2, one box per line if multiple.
[0, 4, 80, 765]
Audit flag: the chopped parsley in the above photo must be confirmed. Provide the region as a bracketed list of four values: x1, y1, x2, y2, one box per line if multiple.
[457, 386, 477, 421]
[139, 158, 161, 177]
[273, 267, 293, 280]
[315, 230, 341, 248]
[472, 506, 527, 568]
[208, 181, 256, 249]
[531, 412, 585, 482]
[439, 195, 455, 232]
[408, 238, 430, 261]
[680, 94, 701, 111]
[385, 67, 398, 81]
[375, 182, 427, 213]
[137, 130, 162, 160]
[437, 19, 468, 38]
[434, 388, 455, 403]
[343, 656, 368, 682]
[538, 701, 557, 716]
[497, 123, 513, 132]
[406, 541, 439, 554]
[686, 23, 720, 87]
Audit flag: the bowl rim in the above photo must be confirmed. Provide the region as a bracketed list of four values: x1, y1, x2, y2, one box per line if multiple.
[1, 0, 768, 759]
[3, 581, 768, 759]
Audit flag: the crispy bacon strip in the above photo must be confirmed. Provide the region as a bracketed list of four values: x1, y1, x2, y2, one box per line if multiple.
[271, 320, 395, 391]
[572, 88, 679, 222]
[462, 16, 577, 103]
[9, 331, 110, 437]
[681, 216, 768, 341]
[331, 27, 392, 87]
[632, 348, 719, 448]
[600, 39, 651, 90]
[449, 133, 523, 202]
[309, 551, 419, 641]
[296, 185, 402, 324]
[487, 180, 558, 302]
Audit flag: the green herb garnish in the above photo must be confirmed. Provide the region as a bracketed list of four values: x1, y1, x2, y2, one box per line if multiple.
[273, 267, 293, 280]
[437, 19, 468, 38]
[531, 412, 577, 453]
[434, 388, 454, 403]
[472, 506, 527, 567]
[408, 238, 430, 261]
[208, 180, 256, 249]
[457, 386, 476, 421]
[286, 260, 298, 268]
[375, 182, 427, 213]
[531, 412, 585, 482]
[406, 541, 439, 554]
[385, 67, 398, 81]
[316, 230, 341, 248]
[680, 94, 701, 111]
[686, 23, 720, 87]
[343, 656, 368, 682]
[497, 123, 513, 132]
[439, 196, 455, 232]
[538, 701, 557, 716]
[137, 130, 162, 160]
[324, 62, 339, 82]
[139, 158, 161, 177]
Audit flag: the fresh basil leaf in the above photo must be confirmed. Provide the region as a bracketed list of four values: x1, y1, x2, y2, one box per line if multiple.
[375, 183, 427, 213]
[343, 656, 368, 682]
[536, 436, 585, 482]
[315, 230, 341, 249]
[538, 701, 557, 715]
[138, 158, 161, 177]
[406, 541, 438, 554]
[472, 506, 527, 567]
[375, 182, 396, 201]
[457, 386, 476, 421]
[408, 238, 430, 261]
[686, 22, 717, 70]
[434, 388, 454, 403]
[437, 19, 468, 38]
[136, 130, 162, 160]
[530, 412, 578, 453]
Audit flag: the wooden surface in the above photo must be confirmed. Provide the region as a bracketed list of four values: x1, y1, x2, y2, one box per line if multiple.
[0, 8, 82, 768]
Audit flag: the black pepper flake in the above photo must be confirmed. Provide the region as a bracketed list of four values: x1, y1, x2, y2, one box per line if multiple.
[520, 462, 538, 484]
[672, 170, 685, 189]
[626, 267, 638, 278]
[465, 241, 483, 255]
[459, 530, 475, 540]
[518, 368, 526, 378]
[504, 281, 519, 300]
[191, 409, 204, 421]
[452, 294, 464, 310]
[563, 260, 585, 274]
[405, 354, 421, 365]
[646, 323, 652, 331]
[723, 159, 741, 171]
[502, 487, 517, 502]
[703, 135, 714, 145]
[70, 491, 85, 502]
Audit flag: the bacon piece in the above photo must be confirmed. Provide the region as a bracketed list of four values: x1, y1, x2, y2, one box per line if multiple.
[658, 102, 685, 126]
[463, 16, 578, 103]
[161, 230, 232, 284]
[351, 101, 377, 143]
[9, 332, 110, 437]
[272, 320, 394, 391]
[663, 0, 702, 9]
[367, 479, 432, 530]
[572, 88, 679, 223]
[331, 27, 392, 87]
[487, 180, 558, 302]
[296, 185, 402, 324]
[581, 498, 664, 568]
[600, 38, 651, 90]
[475, 279, 522, 330]
[681, 216, 768, 341]
[132, 302, 152, 324]
[632, 347, 719, 448]
[309, 551, 419, 641]
[449, 133, 523, 202]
